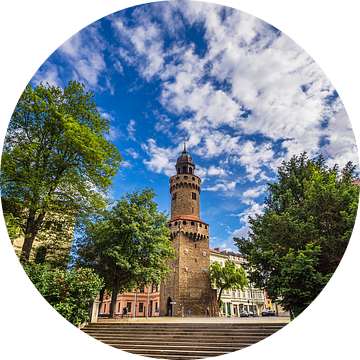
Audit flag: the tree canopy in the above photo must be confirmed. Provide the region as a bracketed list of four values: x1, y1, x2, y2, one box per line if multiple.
[1, 81, 122, 263]
[235, 153, 359, 317]
[22, 261, 104, 325]
[73, 187, 175, 317]
[209, 260, 248, 313]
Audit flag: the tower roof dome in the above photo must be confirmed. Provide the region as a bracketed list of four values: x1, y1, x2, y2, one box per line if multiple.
[175, 142, 195, 173]
[176, 143, 194, 165]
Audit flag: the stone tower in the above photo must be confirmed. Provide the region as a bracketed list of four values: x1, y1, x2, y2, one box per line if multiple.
[160, 142, 216, 317]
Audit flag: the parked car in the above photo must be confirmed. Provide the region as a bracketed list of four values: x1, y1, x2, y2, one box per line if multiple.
[262, 310, 276, 316]
[240, 311, 249, 317]
[247, 311, 254, 317]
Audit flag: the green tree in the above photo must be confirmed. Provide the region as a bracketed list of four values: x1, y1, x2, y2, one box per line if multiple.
[1, 81, 122, 263]
[22, 261, 104, 325]
[74, 187, 175, 317]
[209, 260, 248, 314]
[3, 212, 21, 244]
[235, 153, 359, 317]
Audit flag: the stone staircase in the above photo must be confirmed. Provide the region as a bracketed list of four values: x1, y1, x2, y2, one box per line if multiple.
[81, 321, 288, 359]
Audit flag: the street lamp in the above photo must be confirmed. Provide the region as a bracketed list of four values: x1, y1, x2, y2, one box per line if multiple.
[249, 282, 255, 317]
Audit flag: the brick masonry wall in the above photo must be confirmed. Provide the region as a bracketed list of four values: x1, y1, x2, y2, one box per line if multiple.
[160, 220, 216, 317]
[170, 174, 201, 218]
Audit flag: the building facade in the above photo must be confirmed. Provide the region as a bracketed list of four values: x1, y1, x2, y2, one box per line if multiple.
[209, 248, 266, 316]
[160, 143, 217, 317]
[99, 284, 161, 318]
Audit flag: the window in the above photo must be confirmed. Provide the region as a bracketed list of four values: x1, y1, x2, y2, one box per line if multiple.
[192, 192, 196, 200]
[139, 303, 144, 312]
[205, 225, 207, 229]
[103, 304, 106, 313]
[177, 168, 180, 174]
[172, 193, 177, 201]
[191, 221, 195, 225]
[168, 223, 172, 227]
[183, 166, 187, 173]
[189, 167, 193, 174]
[176, 176, 180, 180]
[118, 302, 121, 313]
[175, 221, 178, 225]
[127, 302, 131, 312]
[183, 221, 187, 225]
[184, 176, 188, 179]
[192, 177, 195, 180]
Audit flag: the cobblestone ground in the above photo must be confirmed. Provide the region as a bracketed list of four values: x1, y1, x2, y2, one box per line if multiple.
[98, 316, 290, 324]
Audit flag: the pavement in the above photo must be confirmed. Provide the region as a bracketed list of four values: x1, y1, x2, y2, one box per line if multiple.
[97, 316, 290, 324]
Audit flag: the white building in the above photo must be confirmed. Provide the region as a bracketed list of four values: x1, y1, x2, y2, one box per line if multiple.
[209, 248, 266, 316]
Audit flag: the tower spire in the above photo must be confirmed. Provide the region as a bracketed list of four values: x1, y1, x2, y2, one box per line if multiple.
[184, 135, 187, 152]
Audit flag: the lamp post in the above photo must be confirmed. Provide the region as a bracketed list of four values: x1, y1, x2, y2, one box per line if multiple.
[94, 254, 102, 315]
[249, 282, 255, 317]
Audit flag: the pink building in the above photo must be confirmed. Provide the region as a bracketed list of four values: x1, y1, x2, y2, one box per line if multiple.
[100, 284, 160, 317]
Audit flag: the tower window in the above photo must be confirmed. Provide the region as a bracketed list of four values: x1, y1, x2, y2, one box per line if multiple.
[184, 176, 188, 179]
[199, 223, 202, 227]
[205, 226, 207, 229]
[192, 177, 195, 180]
[192, 192, 196, 200]
[177, 168, 180, 174]
[176, 176, 180, 180]
[191, 221, 194, 225]
[183, 221, 187, 225]
[183, 166, 187, 173]
[172, 193, 177, 201]
[189, 167, 193, 174]
[175, 222, 178, 225]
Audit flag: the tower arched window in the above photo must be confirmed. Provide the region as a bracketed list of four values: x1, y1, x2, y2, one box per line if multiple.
[189, 167, 193, 174]
[183, 166, 187, 173]
[177, 168, 180, 174]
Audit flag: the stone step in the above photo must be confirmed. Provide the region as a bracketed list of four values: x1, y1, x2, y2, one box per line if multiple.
[114, 347, 236, 357]
[83, 334, 269, 343]
[81, 321, 286, 359]
[108, 343, 246, 352]
[94, 338, 262, 348]
[87, 322, 286, 328]
[83, 330, 277, 337]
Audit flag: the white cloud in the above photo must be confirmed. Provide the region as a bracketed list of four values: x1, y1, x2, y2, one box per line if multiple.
[207, 165, 228, 176]
[57, 25, 110, 91]
[231, 200, 266, 223]
[127, 119, 136, 141]
[31, 63, 62, 87]
[203, 180, 237, 192]
[113, 2, 357, 179]
[125, 148, 139, 159]
[141, 139, 177, 177]
[106, 126, 123, 142]
[242, 185, 268, 202]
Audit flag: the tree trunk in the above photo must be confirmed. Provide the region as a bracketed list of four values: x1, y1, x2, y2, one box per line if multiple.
[21, 209, 46, 261]
[217, 288, 223, 315]
[109, 266, 120, 318]
[98, 287, 105, 314]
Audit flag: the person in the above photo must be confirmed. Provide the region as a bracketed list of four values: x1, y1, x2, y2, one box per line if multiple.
[206, 308, 210, 317]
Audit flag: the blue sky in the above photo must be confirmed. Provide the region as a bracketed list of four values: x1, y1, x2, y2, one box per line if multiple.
[28, 1, 358, 252]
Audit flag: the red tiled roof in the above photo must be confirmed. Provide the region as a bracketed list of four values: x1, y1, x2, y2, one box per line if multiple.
[168, 215, 209, 226]
[209, 248, 220, 253]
